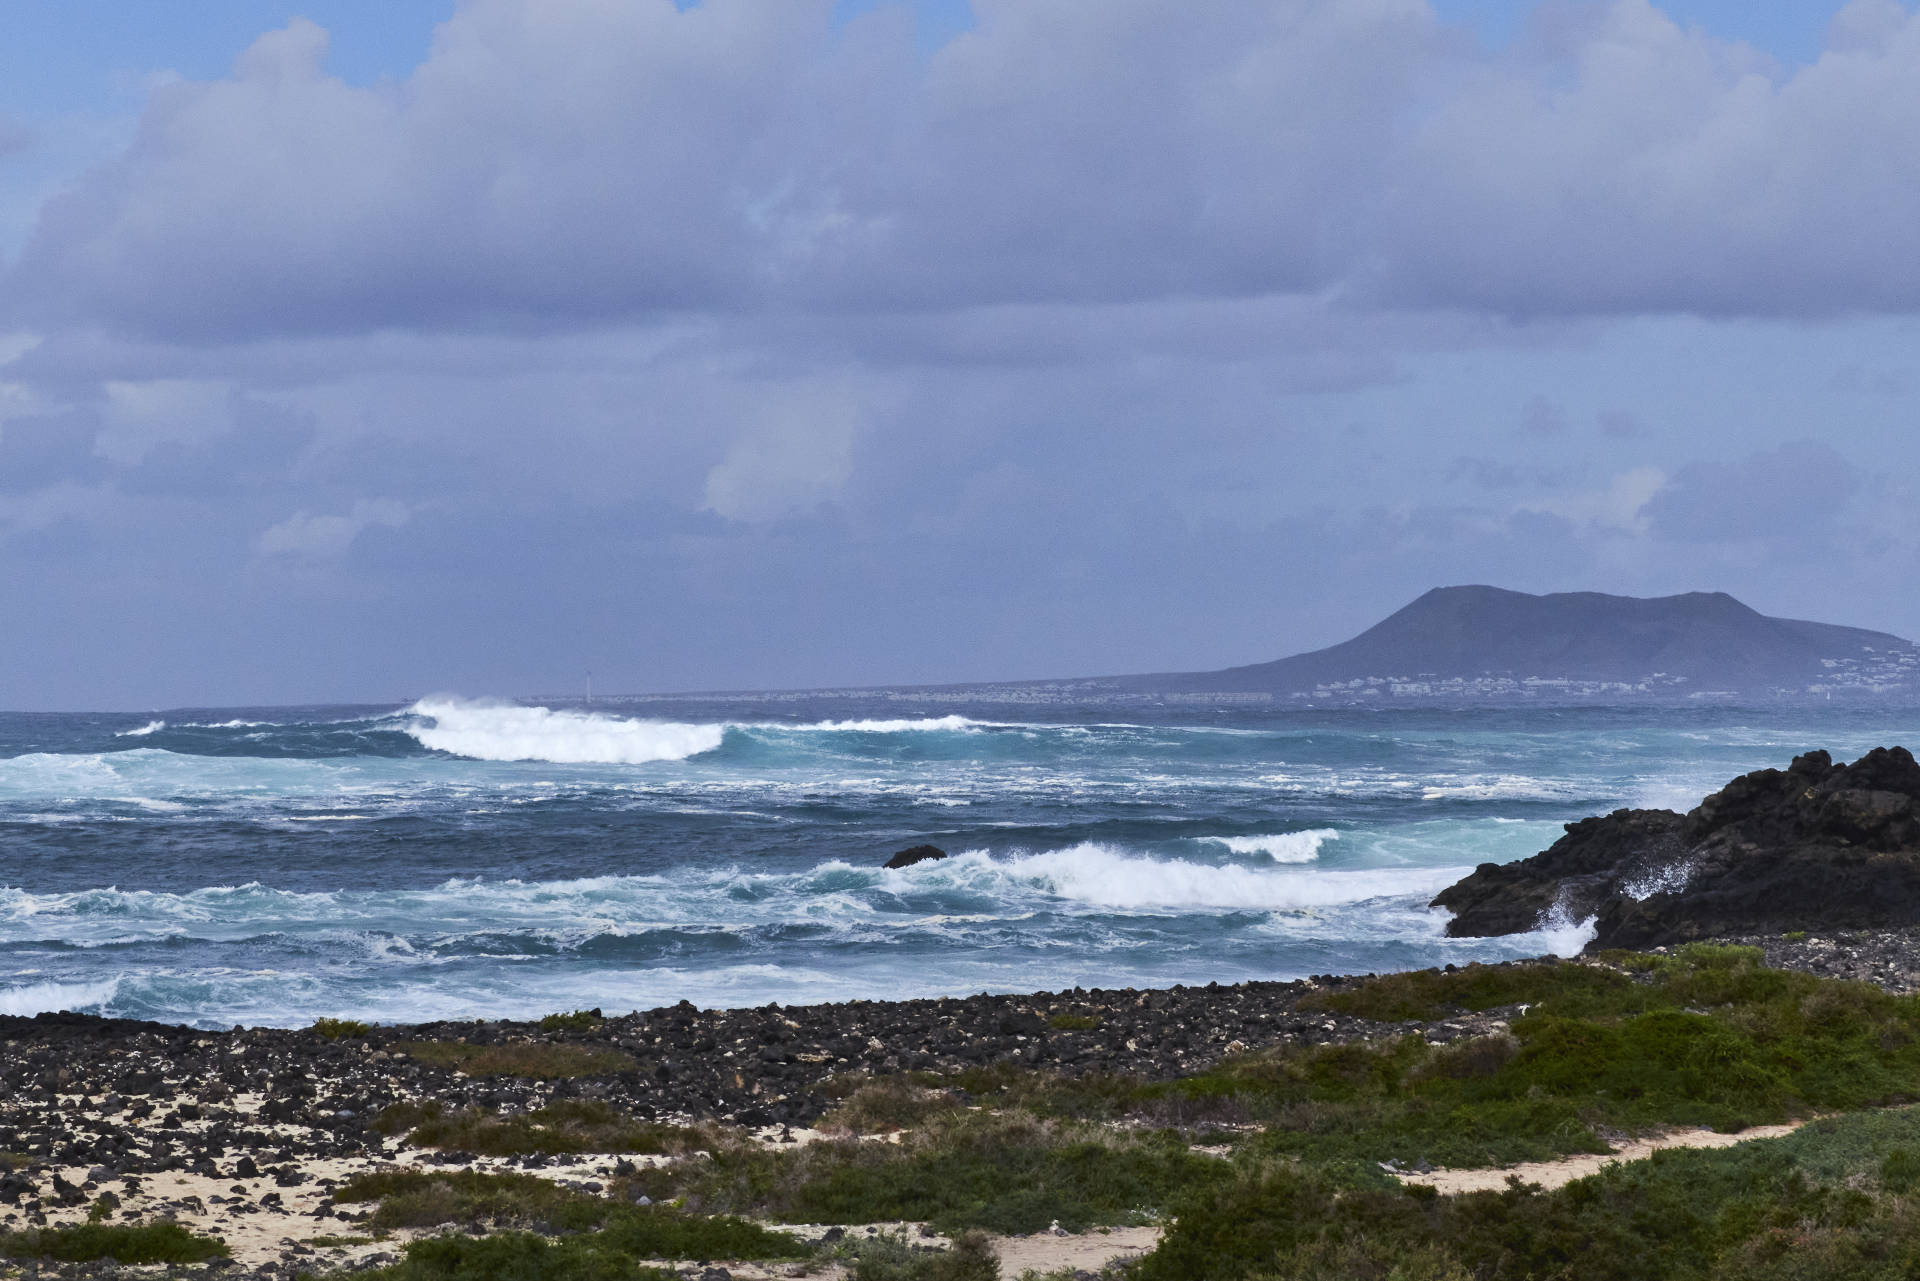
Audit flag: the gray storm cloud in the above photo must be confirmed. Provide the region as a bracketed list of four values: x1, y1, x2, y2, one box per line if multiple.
[2, 0, 1919, 708]
[10, 0, 1920, 334]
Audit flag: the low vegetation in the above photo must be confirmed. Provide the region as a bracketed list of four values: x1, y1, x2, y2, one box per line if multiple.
[310, 947, 1920, 1279]
[374, 1098, 712, 1157]
[1143, 1105, 1920, 1280]
[537, 1008, 604, 1033]
[818, 1076, 964, 1135]
[0, 1222, 230, 1265]
[335, 1169, 808, 1258]
[836, 1227, 999, 1281]
[350, 1233, 682, 1281]
[395, 1038, 636, 1078]
[311, 1016, 372, 1040]
[1047, 1012, 1103, 1031]
[928, 945, 1920, 1170]
[633, 1107, 1231, 1235]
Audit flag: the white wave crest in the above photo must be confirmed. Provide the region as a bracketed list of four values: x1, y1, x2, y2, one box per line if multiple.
[1419, 775, 1579, 802]
[907, 845, 1460, 913]
[1202, 830, 1338, 863]
[0, 977, 120, 1017]
[402, 698, 723, 765]
[782, 716, 983, 733]
[116, 720, 165, 737]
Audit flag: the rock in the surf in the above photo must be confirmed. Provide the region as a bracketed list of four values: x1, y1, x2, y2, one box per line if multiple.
[884, 844, 948, 869]
[1431, 747, 1920, 949]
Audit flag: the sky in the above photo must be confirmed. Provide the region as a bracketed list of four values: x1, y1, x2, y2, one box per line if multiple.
[1, 0, 1917, 710]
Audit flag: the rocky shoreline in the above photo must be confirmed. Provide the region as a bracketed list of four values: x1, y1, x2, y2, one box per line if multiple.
[0, 970, 1524, 1279]
[1434, 746, 1920, 948]
[9, 924, 1920, 1278]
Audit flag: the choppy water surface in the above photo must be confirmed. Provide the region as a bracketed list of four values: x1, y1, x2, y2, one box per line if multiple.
[2, 696, 1913, 1027]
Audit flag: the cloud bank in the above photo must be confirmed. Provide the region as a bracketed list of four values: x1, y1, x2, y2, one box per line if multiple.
[1, 0, 1917, 707]
[12, 0, 1920, 334]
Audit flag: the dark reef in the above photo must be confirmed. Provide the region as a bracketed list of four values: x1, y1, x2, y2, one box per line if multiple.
[1433, 746, 1920, 948]
[882, 844, 947, 869]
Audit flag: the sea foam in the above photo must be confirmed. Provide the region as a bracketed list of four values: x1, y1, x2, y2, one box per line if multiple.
[402, 698, 724, 764]
[0, 977, 120, 1017]
[909, 845, 1459, 913]
[1202, 830, 1338, 863]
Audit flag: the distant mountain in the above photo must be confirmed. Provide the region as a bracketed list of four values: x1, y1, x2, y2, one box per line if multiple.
[1106, 586, 1920, 702]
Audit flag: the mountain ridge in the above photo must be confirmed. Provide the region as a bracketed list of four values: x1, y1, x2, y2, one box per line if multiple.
[1094, 585, 1919, 702]
[588, 586, 1920, 707]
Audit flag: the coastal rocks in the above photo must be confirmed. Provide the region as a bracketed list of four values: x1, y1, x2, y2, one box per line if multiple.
[883, 844, 947, 869]
[1433, 747, 1920, 949]
[1430, 808, 1686, 936]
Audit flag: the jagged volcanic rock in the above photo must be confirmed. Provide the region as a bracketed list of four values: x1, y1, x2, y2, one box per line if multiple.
[1432, 746, 1920, 949]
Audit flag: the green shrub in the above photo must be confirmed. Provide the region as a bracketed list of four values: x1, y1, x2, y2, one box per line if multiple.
[665, 1108, 1230, 1235]
[841, 1227, 1000, 1281]
[354, 1231, 681, 1281]
[334, 1168, 589, 1231]
[1140, 1104, 1920, 1281]
[0, 1222, 229, 1264]
[538, 1008, 603, 1033]
[334, 1170, 807, 1260]
[312, 1016, 373, 1040]
[400, 1098, 712, 1157]
[1882, 1148, 1920, 1193]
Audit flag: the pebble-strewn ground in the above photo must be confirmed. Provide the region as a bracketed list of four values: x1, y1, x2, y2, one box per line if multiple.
[7, 932, 1913, 1279]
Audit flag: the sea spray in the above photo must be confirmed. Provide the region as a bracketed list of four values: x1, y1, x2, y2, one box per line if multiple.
[1202, 829, 1339, 862]
[402, 697, 725, 764]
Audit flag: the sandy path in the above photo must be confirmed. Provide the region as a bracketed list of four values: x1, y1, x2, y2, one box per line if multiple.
[1396, 1121, 1807, 1195]
[990, 1225, 1162, 1275]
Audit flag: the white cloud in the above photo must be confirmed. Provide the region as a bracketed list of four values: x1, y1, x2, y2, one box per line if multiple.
[97, 379, 232, 465]
[1520, 465, 1668, 534]
[702, 381, 862, 522]
[256, 497, 410, 559]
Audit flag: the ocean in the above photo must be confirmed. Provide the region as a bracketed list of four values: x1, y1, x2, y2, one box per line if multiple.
[2, 696, 1914, 1029]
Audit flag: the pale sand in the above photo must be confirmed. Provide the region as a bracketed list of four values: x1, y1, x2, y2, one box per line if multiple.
[12, 1092, 1143, 1275]
[1396, 1121, 1808, 1195]
[989, 1224, 1162, 1276]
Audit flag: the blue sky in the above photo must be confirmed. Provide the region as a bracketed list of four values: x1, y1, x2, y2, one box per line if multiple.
[1, 0, 1917, 708]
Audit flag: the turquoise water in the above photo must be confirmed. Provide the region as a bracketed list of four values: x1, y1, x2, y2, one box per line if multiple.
[1, 697, 1913, 1028]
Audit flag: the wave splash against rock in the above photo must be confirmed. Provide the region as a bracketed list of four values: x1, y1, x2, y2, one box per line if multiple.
[1433, 746, 1920, 949]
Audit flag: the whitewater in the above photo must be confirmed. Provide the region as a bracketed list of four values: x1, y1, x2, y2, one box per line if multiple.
[2, 695, 1915, 1028]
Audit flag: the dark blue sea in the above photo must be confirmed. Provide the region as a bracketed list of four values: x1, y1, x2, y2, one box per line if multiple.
[2, 697, 1914, 1028]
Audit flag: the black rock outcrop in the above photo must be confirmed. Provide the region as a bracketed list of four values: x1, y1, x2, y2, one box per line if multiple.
[883, 844, 947, 869]
[1432, 747, 1920, 949]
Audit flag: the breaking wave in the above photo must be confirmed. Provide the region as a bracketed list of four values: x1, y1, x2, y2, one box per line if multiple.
[395, 701, 995, 765]
[116, 720, 165, 737]
[0, 977, 121, 1017]
[401, 698, 725, 764]
[771, 716, 983, 733]
[897, 844, 1457, 913]
[1200, 830, 1338, 863]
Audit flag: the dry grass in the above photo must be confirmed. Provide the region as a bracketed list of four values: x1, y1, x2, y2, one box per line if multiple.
[818, 1077, 964, 1135]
